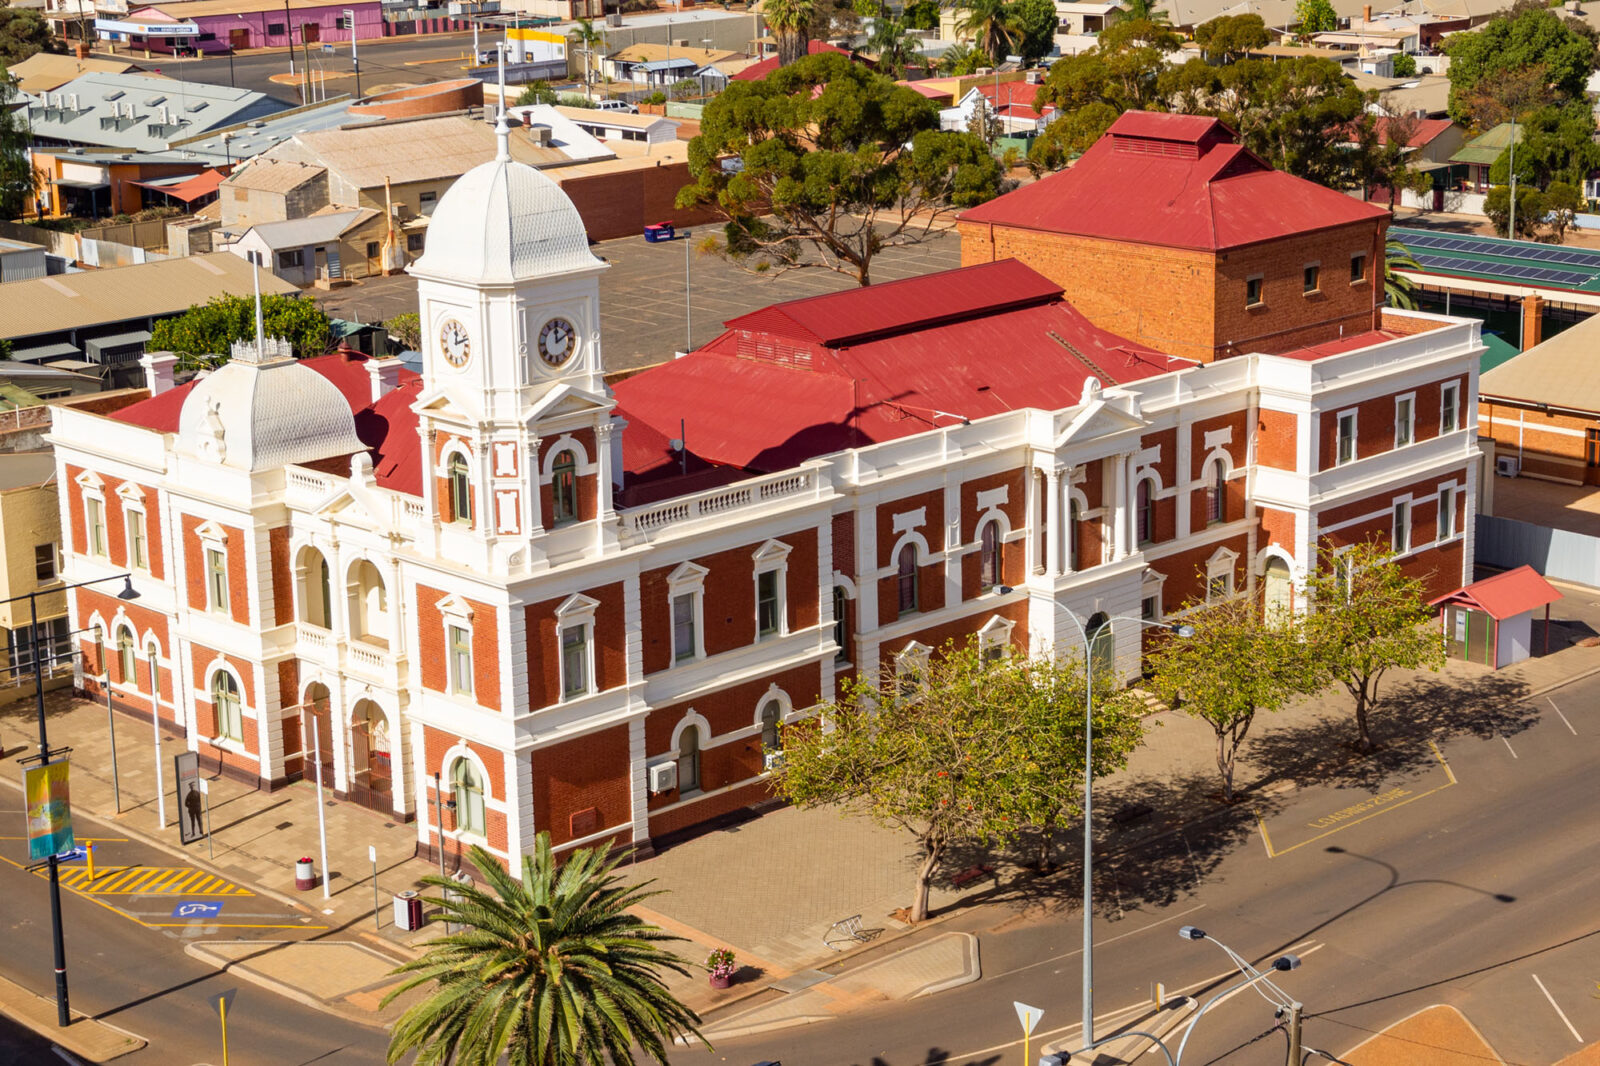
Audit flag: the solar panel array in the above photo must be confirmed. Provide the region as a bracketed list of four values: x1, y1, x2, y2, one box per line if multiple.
[1394, 229, 1600, 269]
[1410, 253, 1594, 287]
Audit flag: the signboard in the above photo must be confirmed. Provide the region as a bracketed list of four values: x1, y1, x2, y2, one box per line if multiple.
[207, 988, 237, 1016]
[1014, 1001, 1043, 1036]
[175, 751, 203, 845]
[173, 901, 224, 919]
[23, 760, 74, 861]
[95, 18, 200, 35]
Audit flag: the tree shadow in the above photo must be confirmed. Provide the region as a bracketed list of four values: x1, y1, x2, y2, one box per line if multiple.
[848, 1049, 1002, 1066]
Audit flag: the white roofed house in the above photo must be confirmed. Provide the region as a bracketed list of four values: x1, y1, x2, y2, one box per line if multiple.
[222, 208, 383, 286]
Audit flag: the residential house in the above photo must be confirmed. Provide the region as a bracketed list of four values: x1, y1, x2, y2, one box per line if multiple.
[602, 44, 747, 89]
[1478, 312, 1600, 484]
[1451, 122, 1521, 193]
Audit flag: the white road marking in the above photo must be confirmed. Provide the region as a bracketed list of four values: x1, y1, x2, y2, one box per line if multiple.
[985, 902, 1209, 982]
[1548, 697, 1578, 736]
[1531, 973, 1583, 1043]
[1501, 736, 1518, 759]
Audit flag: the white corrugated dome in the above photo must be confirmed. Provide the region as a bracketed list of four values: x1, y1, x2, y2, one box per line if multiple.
[176, 339, 366, 472]
[411, 119, 601, 285]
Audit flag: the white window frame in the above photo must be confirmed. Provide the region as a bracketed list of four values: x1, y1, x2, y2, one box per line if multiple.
[976, 615, 1016, 663]
[209, 666, 244, 744]
[1303, 261, 1322, 295]
[1336, 409, 1358, 466]
[752, 540, 792, 641]
[1438, 484, 1458, 540]
[443, 445, 474, 526]
[1392, 498, 1412, 553]
[449, 755, 488, 837]
[554, 593, 599, 701]
[895, 641, 931, 698]
[437, 594, 476, 698]
[1394, 393, 1415, 449]
[1350, 251, 1368, 284]
[1205, 547, 1238, 603]
[195, 521, 230, 616]
[666, 561, 708, 664]
[1440, 382, 1460, 436]
[85, 494, 107, 558]
[125, 506, 147, 571]
[1245, 273, 1264, 308]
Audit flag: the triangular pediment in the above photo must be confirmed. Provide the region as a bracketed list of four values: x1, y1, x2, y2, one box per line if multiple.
[524, 382, 615, 425]
[1053, 398, 1148, 448]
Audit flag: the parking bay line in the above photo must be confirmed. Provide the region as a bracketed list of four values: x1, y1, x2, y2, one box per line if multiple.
[1258, 740, 1456, 858]
[1531, 974, 1583, 1043]
[1501, 736, 1519, 759]
[1548, 697, 1578, 736]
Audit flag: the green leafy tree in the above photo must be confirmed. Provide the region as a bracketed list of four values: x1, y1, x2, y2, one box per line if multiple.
[148, 293, 332, 365]
[1194, 13, 1269, 62]
[904, 0, 941, 29]
[0, 6, 60, 65]
[1484, 183, 1546, 238]
[1303, 540, 1445, 753]
[772, 640, 1144, 920]
[1208, 57, 1374, 187]
[1114, 0, 1171, 25]
[1391, 51, 1417, 77]
[515, 80, 558, 106]
[669, 77, 698, 100]
[812, 0, 862, 39]
[386, 311, 421, 351]
[868, 14, 921, 78]
[1295, 0, 1337, 36]
[1445, 5, 1598, 125]
[382, 836, 705, 1066]
[1010, 0, 1059, 62]
[1542, 179, 1584, 242]
[1028, 100, 1120, 172]
[1485, 102, 1600, 191]
[1, 63, 39, 219]
[1384, 237, 1421, 309]
[1148, 592, 1314, 803]
[764, 0, 816, 66]
[1035, 18, 1181, 115]
[940, 41, 986, 75]
[955, 0, 1022, 62]
[678, 53, 1003, 286]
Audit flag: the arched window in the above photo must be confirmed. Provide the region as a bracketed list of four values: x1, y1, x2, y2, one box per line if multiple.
[147, 642, 161, 704]
[677, 725, 701, 793]
[1136, 479, 1156, 546]
[90, 625, 104, 677]
[979, 521, 1002, 589]
[832, 586, 850, 663]
[1068, 499, 1081, 571]
[451, 758, 486, 836]
[446, 453, 472, 525]
[211, 671, 242, 742]
[1086, 612, 1114, 684]
[1207, 459, 1227, 525]
[759, 700, 782, 751]
[551, 451, 578, 525]
[116, 627, 135, 684]
[897, 544, 919, 614]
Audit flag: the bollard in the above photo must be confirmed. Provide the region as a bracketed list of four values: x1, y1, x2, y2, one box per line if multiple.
[86, 841, 96, 882]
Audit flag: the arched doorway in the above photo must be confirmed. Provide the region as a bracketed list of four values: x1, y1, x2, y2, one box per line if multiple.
[1086, 611, 1115, 684]
[1263, 557, 1294, 624]
[297, 546, 332, 629]
[349, 698, 393, 810]
[347, 560, 388, 646]
[301, 682, 334, 786]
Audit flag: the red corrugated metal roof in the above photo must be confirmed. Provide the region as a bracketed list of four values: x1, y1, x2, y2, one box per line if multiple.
[1429, 565, 1561, 620]
[958, 110, 1387, 251]
[973, 81, 1044, 108]
[731, 41, 856, 81]
[1356, 116, 1457, 149]
[615, 268, 1191, 476]
[722, 259, 1062, 346]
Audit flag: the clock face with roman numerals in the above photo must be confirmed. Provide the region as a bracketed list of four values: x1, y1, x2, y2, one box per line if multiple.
[539, 317, 577, 368]
[439, 318, 471, 368]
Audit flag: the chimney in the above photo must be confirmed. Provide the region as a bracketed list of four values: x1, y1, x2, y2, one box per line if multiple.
[367, 355, 405, 402]
[1363, 3, 1372, 20]
[1522, 293, 1545, 350]
[140, 351, 179, 396]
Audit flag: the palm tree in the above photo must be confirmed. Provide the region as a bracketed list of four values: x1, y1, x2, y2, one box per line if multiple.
[869, 15, 921, 78]
[940, 41, 984, 75]
[954, 0, 1021, 64]
[1114, 0, 1171, 24]
[762, 0, 815, 67]
[1384, 237, 1421, 309]
[568, 18, 607, 101]
[383, 835, 706, 1066]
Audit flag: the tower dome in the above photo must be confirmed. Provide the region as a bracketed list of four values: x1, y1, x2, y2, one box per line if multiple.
[177, 338, 366, 472]
[410, 117, 602, 285]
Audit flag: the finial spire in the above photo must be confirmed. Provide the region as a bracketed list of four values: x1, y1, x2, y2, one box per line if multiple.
[252, 260, 265, 351]
[495, 41, 510, 162]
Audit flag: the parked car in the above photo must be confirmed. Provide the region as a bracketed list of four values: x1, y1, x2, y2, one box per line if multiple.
[593, 99, 637, 113]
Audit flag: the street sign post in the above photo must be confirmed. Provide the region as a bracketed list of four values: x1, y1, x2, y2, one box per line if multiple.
[370, 844, 380, 930]
[208, 988, 237, 1066]
[1015, 1001, 1044, 1066]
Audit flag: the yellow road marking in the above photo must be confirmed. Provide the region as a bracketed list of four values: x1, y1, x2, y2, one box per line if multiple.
[1258, 741, 1457, 858]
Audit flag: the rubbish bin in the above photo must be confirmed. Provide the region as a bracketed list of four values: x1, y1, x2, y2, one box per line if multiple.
[393, 890, 424, 932]
[294, 856, 316, 891]
[443, 871, 473, 933]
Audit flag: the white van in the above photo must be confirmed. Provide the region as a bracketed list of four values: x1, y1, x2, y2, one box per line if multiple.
[593, 99, 637, 113]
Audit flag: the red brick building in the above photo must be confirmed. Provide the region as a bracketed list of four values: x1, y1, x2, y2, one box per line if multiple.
[957, 111, 1393, 365]
[49, 113, 1483, 871]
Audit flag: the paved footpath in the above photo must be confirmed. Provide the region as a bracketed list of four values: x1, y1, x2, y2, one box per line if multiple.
[3, 575, 1599, 1045]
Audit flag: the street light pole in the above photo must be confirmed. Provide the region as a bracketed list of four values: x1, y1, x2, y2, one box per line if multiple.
[13, 572, 139, 1027]
[344, 8, 360, 100]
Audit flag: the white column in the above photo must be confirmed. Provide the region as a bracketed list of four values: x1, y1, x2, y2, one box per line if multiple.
[1024, 467, 1040, 576]
[594, 421, 616, 521]
[1123, 453, 1137, 557]
[1109, 455, 1128, 562]
[1045, 467, 1062, 578]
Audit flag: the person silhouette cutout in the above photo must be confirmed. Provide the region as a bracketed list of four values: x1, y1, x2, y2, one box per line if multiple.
[185, 782, 204, 839]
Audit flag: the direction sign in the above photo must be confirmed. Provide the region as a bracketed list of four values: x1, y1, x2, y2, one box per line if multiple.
[1014, 1000, 1044, 1036]
[173, 900, 224, 919]
[57, 844, 88, 862]
[207, 988, 237, 1016]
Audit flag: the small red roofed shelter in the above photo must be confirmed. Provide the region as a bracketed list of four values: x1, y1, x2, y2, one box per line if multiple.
[1429, 565, 1562, 668]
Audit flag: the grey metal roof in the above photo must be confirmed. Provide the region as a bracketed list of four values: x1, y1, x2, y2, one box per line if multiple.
[242, 209, 376, 249]
[23, 71, 290, 153]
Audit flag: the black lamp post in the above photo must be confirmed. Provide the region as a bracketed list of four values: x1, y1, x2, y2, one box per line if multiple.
[15, 573, 138, 1027]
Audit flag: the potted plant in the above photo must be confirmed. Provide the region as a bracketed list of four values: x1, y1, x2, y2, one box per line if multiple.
[706, 947, 737, 989]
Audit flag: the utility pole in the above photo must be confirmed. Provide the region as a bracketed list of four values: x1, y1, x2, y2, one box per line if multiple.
[1285, 1001, 1303, 1066]
[345, 8, 360, 99]
[285, 0, 295, 75]
[1508, 112, 1519, 239]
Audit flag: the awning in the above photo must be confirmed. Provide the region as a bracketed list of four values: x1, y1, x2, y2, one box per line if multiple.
[84, 330, 152, 358]
[1429, 565, 1562, 620]
[636, 59, 698, 72]
[131, 169, 227, 204]
[53, 178, 108, 190]
[9, 342, 81, 363]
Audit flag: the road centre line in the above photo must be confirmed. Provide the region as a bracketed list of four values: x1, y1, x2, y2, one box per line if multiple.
[1258, 741, 1456, 858]
[984, 902, 1209, 982]
[1502, 736, 1519, 759]
[1531, 974, 1583, 1043]
[1548, 698, 1578, 736]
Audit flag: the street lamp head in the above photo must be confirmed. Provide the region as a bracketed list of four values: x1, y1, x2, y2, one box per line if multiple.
[1178, 925, 1206, 941]
[1271, 954, 1301, 972]
[997, 585, 1015, 595]
[1170, 623, 1196, 638]
[116, 576, 140, 601]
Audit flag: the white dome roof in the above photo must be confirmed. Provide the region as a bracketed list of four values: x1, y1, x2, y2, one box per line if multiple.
[411, 131, 602, 285]
[177, 341, 366, 472]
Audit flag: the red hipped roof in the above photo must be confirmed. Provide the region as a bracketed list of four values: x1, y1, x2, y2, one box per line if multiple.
[1429, 565, 1561, 621]
[958, 110, 1387, 252]
[613, 259, 1191, 483]
[732, 41, 859, 81]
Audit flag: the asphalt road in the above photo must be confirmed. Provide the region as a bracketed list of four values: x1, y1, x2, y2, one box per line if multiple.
[708, 674, 1600, 1066]
[0, 802, 390, 1065]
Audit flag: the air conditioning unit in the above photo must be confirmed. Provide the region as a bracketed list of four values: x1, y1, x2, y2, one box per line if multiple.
[1495, 455, 1520, 478]
[763, 750, 785, 772]
[648, 761, 677, 793]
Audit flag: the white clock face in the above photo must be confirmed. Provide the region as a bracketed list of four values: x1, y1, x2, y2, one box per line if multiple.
[539, 317, 577, 368]
[439, 318, 471, 368]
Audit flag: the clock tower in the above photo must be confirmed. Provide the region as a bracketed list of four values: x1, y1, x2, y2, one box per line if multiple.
[404, 114, 619, 569]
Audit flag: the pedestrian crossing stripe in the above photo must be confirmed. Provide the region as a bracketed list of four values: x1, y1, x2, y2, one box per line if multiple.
[47, 865, 254, 897]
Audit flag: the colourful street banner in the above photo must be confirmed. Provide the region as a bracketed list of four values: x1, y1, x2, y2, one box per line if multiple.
[23, 760, 74, 862]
